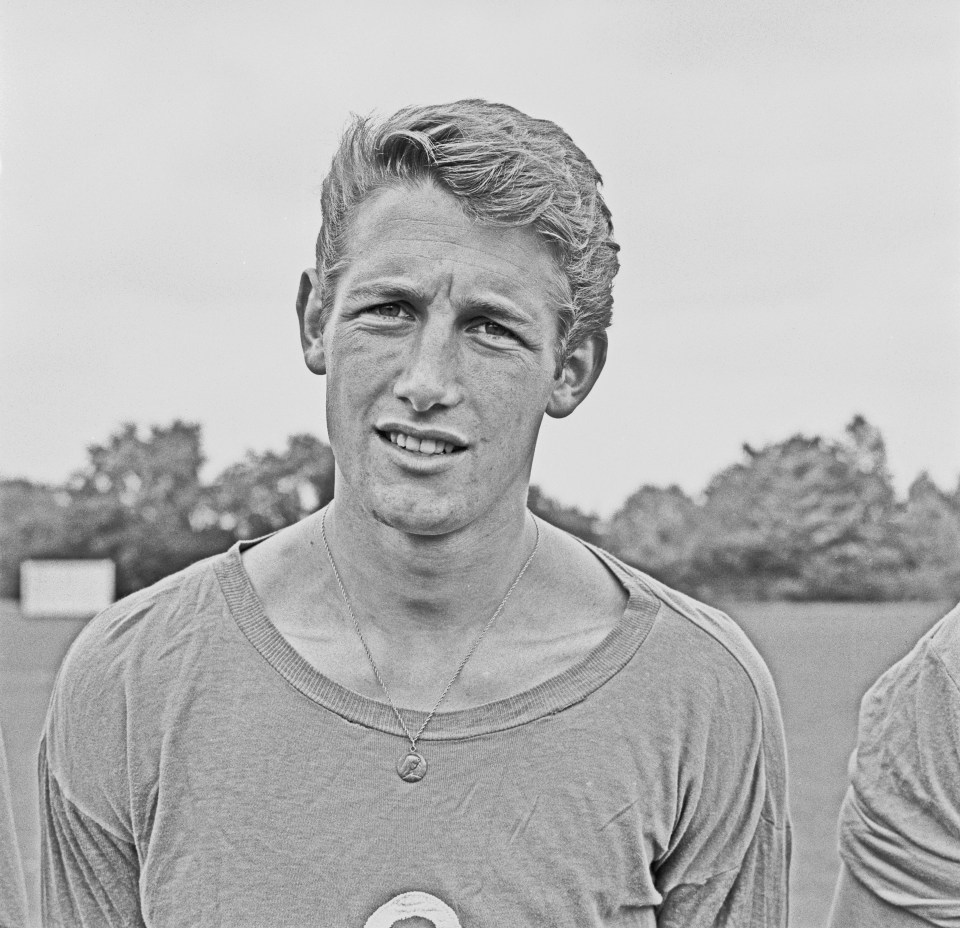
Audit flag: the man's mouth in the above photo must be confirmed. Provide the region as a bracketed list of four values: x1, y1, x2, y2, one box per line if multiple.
[377, 428, 466, 457]
[386, 431, 462, 456]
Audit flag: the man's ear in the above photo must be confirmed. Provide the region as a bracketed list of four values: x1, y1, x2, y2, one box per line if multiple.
[296, 269, 326, 375]
[546, 333, 608, 419]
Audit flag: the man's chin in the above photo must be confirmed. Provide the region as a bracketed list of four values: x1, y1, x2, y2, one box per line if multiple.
[365, 490, 472, 538]
[370, 507, 463, 538]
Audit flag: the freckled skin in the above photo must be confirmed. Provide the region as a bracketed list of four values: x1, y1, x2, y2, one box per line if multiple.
[318, 182, 566, 538]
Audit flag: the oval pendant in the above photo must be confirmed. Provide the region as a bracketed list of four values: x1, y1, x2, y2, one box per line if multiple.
[397, 750, 427, 782]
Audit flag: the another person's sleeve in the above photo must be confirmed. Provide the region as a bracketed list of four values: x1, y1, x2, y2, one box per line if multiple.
[0, 723, 29, 928]
[835, 611, 960, 927]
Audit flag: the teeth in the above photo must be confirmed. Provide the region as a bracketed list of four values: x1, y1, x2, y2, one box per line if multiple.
[387, 432, 459, 455]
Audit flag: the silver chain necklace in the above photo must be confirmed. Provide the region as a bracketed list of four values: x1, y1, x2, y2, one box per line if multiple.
[319, 507, 540, 783]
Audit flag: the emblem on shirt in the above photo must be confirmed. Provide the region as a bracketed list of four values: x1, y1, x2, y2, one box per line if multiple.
[364, 891, 462, 927]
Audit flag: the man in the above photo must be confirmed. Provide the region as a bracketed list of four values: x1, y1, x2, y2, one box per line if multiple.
[40, 100, 790, 926]
[828, 601, 960, 927]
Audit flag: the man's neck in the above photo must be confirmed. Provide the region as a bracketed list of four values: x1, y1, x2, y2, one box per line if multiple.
[319, 489, 536, 642]
[241, 480, 627, 711]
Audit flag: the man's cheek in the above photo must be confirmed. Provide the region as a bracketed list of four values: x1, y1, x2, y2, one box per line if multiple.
[330, 353, 393, 397]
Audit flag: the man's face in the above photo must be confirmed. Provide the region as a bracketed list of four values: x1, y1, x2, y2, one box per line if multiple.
[317, 181, 568, 536]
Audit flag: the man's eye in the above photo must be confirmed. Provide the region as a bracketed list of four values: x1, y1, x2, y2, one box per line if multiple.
[366, 303, 410, 320]
[474, 320, 515, 339]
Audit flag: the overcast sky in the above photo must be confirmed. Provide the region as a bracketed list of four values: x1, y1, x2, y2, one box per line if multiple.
[2, 0, 957, 515]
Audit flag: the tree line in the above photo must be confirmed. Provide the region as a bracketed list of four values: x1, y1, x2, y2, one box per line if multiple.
[2, 415, 958, 602]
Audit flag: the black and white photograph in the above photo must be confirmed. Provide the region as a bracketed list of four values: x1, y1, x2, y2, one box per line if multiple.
[1, 2, 958, 926]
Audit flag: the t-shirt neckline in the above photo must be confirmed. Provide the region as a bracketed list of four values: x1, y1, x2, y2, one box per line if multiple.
[214, 529, 660, 740]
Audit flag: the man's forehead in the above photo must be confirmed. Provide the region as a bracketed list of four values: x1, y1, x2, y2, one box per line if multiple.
[346, 184, 553, 270]
[339, 185, 562, 300]
[342, 244, 532, 287]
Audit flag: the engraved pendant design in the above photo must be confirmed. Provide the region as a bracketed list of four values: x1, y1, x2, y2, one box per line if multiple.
[397, 750, 427, 782]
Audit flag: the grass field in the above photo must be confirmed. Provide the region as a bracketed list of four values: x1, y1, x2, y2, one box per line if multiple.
[0, 597, 950, 927]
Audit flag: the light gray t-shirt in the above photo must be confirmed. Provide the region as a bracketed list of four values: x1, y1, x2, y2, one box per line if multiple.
[838, 601, 960, 926]
[40, 537, 791, 927]
[1, 723, 28, 928]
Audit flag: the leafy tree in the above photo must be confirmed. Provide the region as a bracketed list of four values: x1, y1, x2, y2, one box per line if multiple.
[0, 479, 73, 597]
[895, 472, 960, 599]
[689, 415, 903, 600]
[527, 485, 604, 546]
[65, 421, 231, 595]
[606, 484, 700, 590]
[5, 415, 956, 604]
[795, 416, 903, 599]
[211, 434, 335, 538]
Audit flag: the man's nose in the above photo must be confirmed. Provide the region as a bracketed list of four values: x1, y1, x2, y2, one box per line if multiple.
[392, 320, 463, 412]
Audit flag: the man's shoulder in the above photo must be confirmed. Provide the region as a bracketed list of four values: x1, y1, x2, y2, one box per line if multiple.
[44, 548, 237, 785]
[589, 543, 779, 704]
[586, 543, 791, 828]
[54, 548, 232, 694]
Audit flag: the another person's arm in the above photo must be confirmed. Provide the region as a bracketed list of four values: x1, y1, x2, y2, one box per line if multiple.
[828, 605, 960, 928]
[0, 723, 29, 928]
[829, 863, 932, 928]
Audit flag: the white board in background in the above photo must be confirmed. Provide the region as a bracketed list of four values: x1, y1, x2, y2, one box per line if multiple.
[20, 560, 115, 617]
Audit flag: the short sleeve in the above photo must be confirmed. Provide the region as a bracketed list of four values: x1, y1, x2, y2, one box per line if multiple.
[656, 816, 790, 927]
[652, 624, 792, 928]
[39, 739, 145, 928]
[838, 612, 960, 926]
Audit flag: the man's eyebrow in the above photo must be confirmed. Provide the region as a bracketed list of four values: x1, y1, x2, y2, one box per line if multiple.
[339, 280, 425, 304]
[341, 280, 538, 327]
[466, 298, 537, 329]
